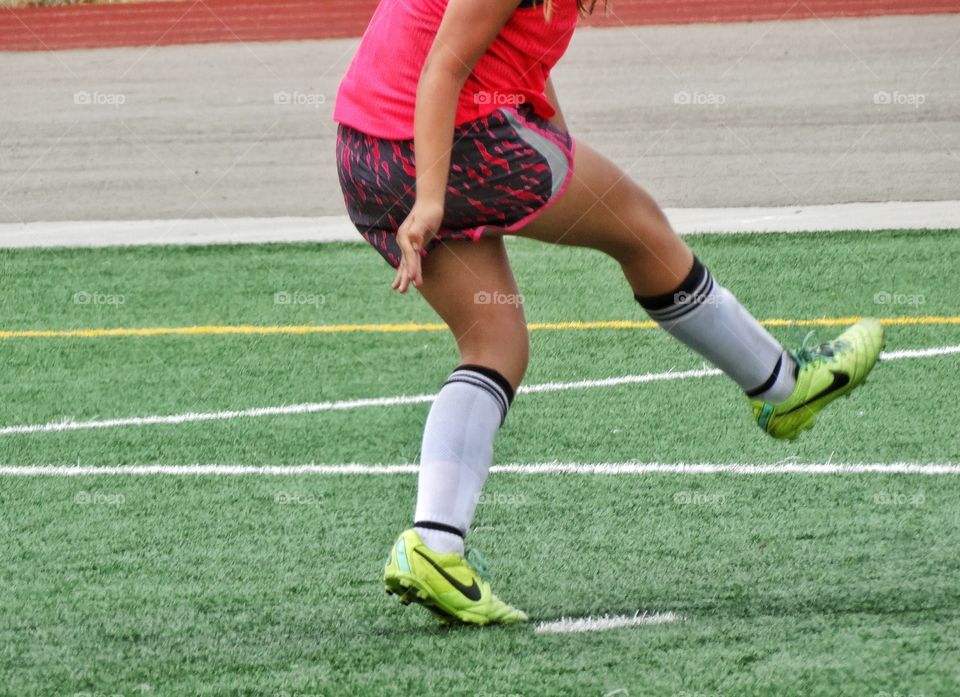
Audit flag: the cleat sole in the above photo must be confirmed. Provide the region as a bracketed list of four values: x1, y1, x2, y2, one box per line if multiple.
[385, 572, 461, 624]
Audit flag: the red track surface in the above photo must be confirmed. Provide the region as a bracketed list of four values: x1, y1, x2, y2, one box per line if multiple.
[1, 0, 956, 52]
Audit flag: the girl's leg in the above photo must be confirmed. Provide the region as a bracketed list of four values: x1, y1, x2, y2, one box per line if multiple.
[419, 236, 528, 389]
[411, 235, 528, 554]
[520, 140, 694, 297]
[517, 139, 797, 403]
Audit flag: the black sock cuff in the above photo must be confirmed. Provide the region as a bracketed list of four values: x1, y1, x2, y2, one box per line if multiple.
[635, 257, 716, 322]
[634, 257, 708, 311]
[454, 364, 515, 405]
[745, 353, 784, 398]
[414, 520, 465, 539]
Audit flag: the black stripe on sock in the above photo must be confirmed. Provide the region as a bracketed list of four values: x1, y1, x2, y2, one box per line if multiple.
[445, 375, 509, 421]
[649, 275, 715, 322]
[415, 520, 465, 538]
[634, 257, 707, 312]
[745, 354, 784, 398]
[455, 364, 515, 405]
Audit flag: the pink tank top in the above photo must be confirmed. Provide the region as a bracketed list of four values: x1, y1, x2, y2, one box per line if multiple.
[334, 0, 579, 139]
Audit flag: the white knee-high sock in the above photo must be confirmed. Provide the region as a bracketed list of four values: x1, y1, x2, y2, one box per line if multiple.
[636, 258, 797, 403]
[414, 365, 513, 555]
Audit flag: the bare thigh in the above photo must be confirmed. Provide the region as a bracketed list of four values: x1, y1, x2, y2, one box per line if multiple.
[417, 236, 529, 390]
[516, 139, 694, 297]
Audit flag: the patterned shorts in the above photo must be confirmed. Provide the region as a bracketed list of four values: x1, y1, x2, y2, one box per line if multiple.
[336, 105, 575, 268]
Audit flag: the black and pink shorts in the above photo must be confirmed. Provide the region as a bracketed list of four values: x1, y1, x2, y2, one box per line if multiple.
[336, 105, 575, 268]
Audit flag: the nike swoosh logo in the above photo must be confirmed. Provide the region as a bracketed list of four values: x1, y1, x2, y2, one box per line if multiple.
[413, 548, 482, 602]
[782, 370, 851, 415]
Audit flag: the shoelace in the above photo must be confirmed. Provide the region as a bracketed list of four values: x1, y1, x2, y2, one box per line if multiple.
[465, 547, 492, 583]
[793, 331, 822, 369]
[793, 331, 848, 369]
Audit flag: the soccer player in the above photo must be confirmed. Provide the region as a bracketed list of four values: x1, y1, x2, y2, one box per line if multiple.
[334, 0, 884, 625]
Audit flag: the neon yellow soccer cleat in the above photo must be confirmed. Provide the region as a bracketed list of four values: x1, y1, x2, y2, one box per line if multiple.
[751, 318, 885, 440]
[383, 528, 528, 626]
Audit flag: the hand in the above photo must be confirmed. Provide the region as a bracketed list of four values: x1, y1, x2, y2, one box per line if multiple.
[392, 201, 444, 293]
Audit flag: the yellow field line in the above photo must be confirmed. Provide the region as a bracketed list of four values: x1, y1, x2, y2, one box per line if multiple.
[0, 316, 958, 340]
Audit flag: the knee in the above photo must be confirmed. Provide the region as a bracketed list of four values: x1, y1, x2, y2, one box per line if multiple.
[457, 317, 529, 390]
[604, 183, 681, 262]
[621, 214, 680, 265]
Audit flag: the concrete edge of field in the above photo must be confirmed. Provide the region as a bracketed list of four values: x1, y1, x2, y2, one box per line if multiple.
[1, 201, 958, 249]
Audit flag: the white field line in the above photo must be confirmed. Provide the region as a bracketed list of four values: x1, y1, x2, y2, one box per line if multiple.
[518, 367, 719, 394]
[880, 345, 960, 360]
[0, 345, 957, 438]
[494, 463, 960, 475]
[0, 393, 438, 437]
[2, 463, 959, 476]
[535, 612, 681, 635]
[0, 368, 719, 437]
[1, 201, 958, 249]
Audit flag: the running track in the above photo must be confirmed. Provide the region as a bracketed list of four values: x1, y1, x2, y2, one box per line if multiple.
[1, 0, 958, 51]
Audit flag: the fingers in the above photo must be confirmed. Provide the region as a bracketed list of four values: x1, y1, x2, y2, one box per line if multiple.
[393, 217, 428, 293]
[393, 226, 411, 293]
[397, 245, 420, 292]
[391, 264, 407, 292]
[394, 237, 416, 294]
[408, 239, 423, 289]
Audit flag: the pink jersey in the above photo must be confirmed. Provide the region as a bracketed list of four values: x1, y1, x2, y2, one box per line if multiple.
[334, 0, 579, 139]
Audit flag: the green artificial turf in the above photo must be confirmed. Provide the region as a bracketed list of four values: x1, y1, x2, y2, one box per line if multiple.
[1, 230, 958, 696]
